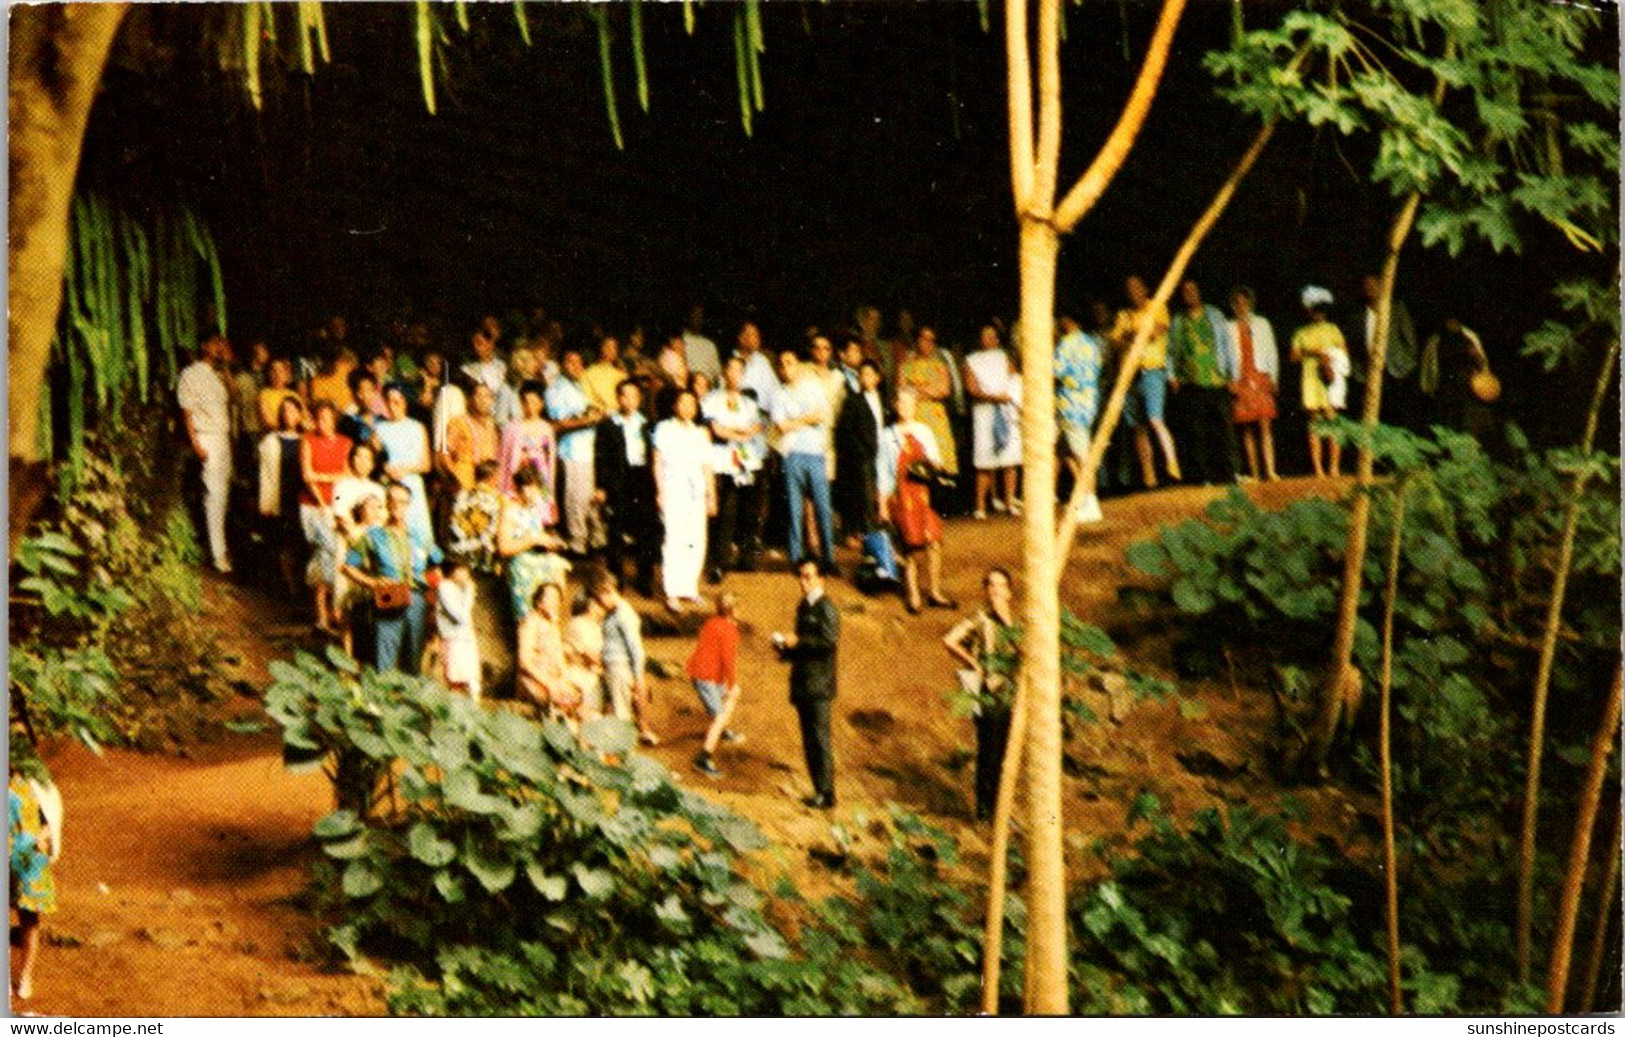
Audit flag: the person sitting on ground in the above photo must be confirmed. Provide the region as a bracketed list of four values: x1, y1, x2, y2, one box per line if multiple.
[436, 557, 481, 702]
[688, 591, 746, 778]
[943, 567, 1021, 821]
[498, 461, 571, 622]
[517, 582, 580, 723]
[879, 388, 956, 614]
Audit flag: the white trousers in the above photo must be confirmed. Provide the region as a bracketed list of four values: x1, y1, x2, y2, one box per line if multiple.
[560, 457, 595, 554]
[199, 434, 232, 566]
[660, 497, 707, 600]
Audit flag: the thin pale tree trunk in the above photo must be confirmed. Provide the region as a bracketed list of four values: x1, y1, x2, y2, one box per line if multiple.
[1378, 484, 1409, 1015]
[1302, 190, 1421, 773]
[1545, 663, 1623, 1012]
[983, 0, 1187, 1014]
[1054, 118, 1276, 555]
[1577, 804, 1620, 1013]
[1518, 338, 1622, 980]
[979, 670, 1030, 1012]
[8, 3, 130, 554]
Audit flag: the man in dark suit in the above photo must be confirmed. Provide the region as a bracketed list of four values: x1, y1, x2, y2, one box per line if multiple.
[774, 559, 840, 809]
[593, 378, 658, 597]
[834, 358, 884, 543]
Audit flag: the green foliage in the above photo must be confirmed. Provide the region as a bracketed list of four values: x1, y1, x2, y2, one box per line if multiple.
[1208, 1, 1617, 256]
[47, 193, 226, 487]
[11, 443, 222, 752]
[1072, 801, 1399, 1014]
[268, 653, 1021, 1014]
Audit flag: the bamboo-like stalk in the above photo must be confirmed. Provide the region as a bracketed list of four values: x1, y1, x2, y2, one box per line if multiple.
[1546, 663, 1623, 1012]
[630, 0, 649, 113]
[732, 8, 752, 137]
[414, 1, 437, 115]
[592, 7, 624, 150]
[1518, 337, 1621, 981]
[1577, 804, 1620, 1012]
[513, 0, 531, 47]
[1379, 484, 1409, 1016]
[244, 3, 263, 109]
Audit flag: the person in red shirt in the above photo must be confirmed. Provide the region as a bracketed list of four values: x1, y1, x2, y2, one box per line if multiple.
[687, 591, 745, 777]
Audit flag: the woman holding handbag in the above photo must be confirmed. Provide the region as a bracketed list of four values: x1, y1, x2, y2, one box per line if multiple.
[879, 388, 956, 614]
[1226, 287, 1280, 482]
[342, 481, 442, 674]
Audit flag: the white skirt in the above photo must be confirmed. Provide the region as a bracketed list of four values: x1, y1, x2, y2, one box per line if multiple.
[972, 403, 1022, 469]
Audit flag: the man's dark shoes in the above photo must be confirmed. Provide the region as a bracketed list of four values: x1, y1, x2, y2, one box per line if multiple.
[693, 753, 723, 778]
[801, 793, 836, 810]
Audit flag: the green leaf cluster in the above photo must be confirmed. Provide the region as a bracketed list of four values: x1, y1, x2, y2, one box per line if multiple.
[268, 655, 1014, 1014]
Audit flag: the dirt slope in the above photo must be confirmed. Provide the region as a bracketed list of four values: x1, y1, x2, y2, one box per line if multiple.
[28, 477, 1359, 1016]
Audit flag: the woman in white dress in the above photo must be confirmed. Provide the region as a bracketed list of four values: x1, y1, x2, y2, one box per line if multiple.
[653, 389, 717, 612]
[373, 383, 434, 544]
[962, 325, 1023, 518]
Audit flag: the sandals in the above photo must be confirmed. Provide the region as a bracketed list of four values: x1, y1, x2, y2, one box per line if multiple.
[926, 596, 958, 610]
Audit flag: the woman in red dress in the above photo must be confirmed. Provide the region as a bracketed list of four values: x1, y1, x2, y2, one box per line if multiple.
[880, 389, 956, 614]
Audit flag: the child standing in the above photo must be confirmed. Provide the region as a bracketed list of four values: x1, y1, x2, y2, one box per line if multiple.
[687, 592, 745, 778]
[437, 558, 481, 702]
[1291, 285, 1351, 477]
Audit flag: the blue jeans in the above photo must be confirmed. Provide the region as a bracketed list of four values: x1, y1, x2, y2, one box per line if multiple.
[784, 452, 835, 567]
[374, 591, 428, 674]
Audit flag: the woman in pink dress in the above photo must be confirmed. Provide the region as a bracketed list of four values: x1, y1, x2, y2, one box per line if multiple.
[498, 380, 557, 525]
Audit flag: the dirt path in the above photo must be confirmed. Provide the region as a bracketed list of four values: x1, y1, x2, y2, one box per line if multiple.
[32, 478, 1356, 1016]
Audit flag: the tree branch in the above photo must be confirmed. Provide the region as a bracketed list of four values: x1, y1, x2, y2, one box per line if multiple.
[1052, 0, 1187, 232]
[1006, 0, 1035, 213]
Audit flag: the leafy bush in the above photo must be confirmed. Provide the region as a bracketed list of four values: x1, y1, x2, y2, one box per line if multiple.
[10, 443, 228, 750]
[1070, 798, 1467, 1015]
[266, 650, 961, 1015]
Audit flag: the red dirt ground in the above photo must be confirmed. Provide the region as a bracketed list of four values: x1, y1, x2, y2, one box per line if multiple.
[25, 477, 1367, 1016]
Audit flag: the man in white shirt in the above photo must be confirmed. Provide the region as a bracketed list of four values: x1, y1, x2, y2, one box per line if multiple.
[772, 350, 839, 576]
[682, 304, 723, 384]
[177, 334, 236, 573]
[460, 320, 508, 400]
[703, 355, 767, 579]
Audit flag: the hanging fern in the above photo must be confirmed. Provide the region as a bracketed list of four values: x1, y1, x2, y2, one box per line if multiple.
[42, 194, 227, 485]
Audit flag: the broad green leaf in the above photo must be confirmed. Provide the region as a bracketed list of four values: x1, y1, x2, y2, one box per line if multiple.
[341, 859, 383, 898]
[408, 822, 457, 867]
[572, 862, 615, 899]
[525, 862, 568, 901]
[314, 809, 360, 839]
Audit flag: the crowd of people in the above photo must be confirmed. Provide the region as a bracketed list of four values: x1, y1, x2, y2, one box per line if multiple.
[172, 280, 1498, 793]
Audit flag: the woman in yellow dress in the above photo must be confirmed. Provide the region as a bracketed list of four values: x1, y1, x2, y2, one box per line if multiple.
[1290, 285, 1351, 478]
[896, 327, 960, 479]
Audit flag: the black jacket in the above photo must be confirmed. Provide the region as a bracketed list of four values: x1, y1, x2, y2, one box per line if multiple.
[835, 390, 882, 472]
[593, 413, 654, 506]
[784, 594, 840, 702]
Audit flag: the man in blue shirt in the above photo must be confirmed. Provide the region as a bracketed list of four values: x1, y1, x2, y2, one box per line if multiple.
[1055, 313, 1105, 524]
[772, 350, 839, 576]
[343, 481, 442, 674]
[547, 350, 603, 555]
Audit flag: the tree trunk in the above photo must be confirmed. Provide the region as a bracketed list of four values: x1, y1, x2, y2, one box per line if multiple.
[1301, 190, 1421, 776]
[1518, 338, 1621, 980]
[1577, 804, 1620, 1013]
[9, 3, 130, 553]
[980, 669, 1030, 1013]
[1545, 663, 1623, 1012]
[1015, 218, 1066, 1015]
[1055, 119, 1275, 556]
[1378, 483, 1409, 1015]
